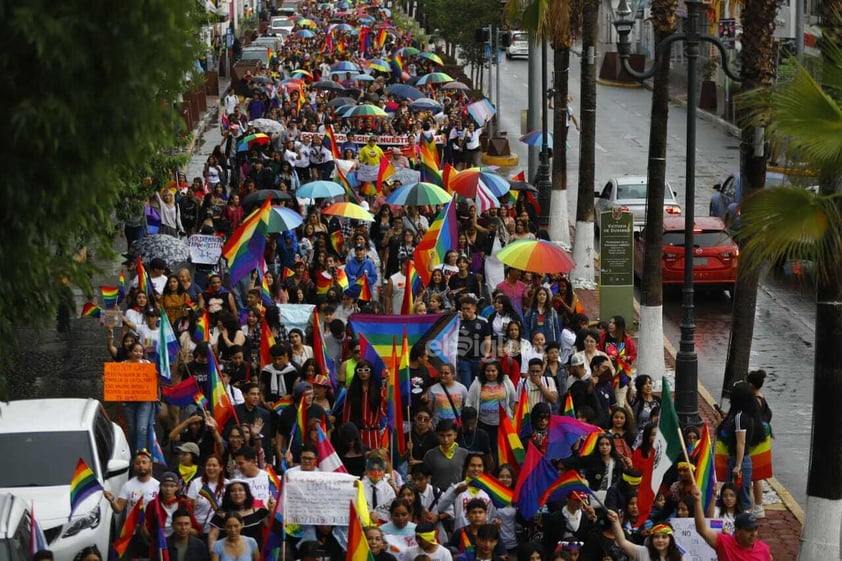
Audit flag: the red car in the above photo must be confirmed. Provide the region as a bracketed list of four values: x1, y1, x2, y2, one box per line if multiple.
[634, 216, 739, 292]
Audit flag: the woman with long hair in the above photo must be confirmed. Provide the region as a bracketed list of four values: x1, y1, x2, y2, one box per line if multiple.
[396, 484, 424, 523]
[421, 268, 452, 310]
[465, 359, 517, 450]
[523, 287, 562, 345]
[606, 407, 636, 459]
[210, 511, 260, 561]
[499, 320, 531, 381]
[713, 482, 743, 525]
[342, 359, 384, 449]
[333, 422, 367, 477]
[207, 482, 268, 550]
[494, 464, 519, 555]
[574, 329, 609, 378]
[379, 497, 418, 553]
[598, 315, 637, 405]
[717, 381, 765, 512]
[448, 256, 481, 302]
[121, 342, 156, 456]
[161, 274, 190, 328]
[487, 294, 522, 340]
[629, 375, 661, 429]
[574, 434, 626, 504]
[187, 454, 227, 536]
[435, 453, 496, 530]
[215, 312, 246, 361]
[608, 513, 683, 561]
[550, 274, 580, 327]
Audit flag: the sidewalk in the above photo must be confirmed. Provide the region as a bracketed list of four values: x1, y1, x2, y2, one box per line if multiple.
[574, 287, 802, 561]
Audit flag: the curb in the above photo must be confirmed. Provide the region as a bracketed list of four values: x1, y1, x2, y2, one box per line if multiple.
[482, 153, 520, 167]
[627, 294, 806, 524]
[596, 78, 642, 89]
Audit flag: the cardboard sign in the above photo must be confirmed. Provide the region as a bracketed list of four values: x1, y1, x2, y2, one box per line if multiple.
[283, 470, 358, 526]
[103, 362, 158, 402]
[669, 518, 722, 561]
[188, 234, 224, 265]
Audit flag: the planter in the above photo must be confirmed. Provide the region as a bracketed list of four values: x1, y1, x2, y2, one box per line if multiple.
[699, 79, 717, 111]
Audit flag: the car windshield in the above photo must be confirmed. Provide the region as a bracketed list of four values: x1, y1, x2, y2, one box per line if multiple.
[616, 183, 648, 200]
[512, 33, 528, 42]
[0, 432, 94, 487]
[664, 230, 731, 248]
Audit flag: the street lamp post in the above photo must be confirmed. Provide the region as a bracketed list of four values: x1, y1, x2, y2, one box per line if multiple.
[613, 0, 740, 425]
[536, 39, 551, 227]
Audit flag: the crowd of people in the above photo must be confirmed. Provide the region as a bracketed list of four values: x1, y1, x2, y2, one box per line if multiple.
[86, 1, 778, 560]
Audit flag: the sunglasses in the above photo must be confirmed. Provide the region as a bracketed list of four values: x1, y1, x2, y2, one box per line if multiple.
[356, 367, 371, 373]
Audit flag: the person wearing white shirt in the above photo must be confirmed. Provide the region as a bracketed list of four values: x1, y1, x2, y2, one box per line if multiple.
[401, 523, 453, 561]
[517, 357, 559, 410]
[223, 90, 240, 116]
[463, 122, 482, 167]
[363, 456, 397, 522]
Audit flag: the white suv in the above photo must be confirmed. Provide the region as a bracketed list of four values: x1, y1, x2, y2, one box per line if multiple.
[0, 399, 131, 561]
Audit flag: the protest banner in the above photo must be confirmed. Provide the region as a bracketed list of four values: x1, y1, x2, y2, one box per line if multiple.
[103, 362, 158, 402]
[669, 518, 722, 561]
[188, 234, 225, 265]
[283, 470, 358, 526]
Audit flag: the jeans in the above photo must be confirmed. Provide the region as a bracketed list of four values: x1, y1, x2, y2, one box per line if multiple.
[457, 357, 480, 388]
[123, 401, 155, 455]
[727, 454, 753, 510]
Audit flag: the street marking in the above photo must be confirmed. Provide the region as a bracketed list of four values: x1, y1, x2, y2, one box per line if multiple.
[596, 142, 607, 153]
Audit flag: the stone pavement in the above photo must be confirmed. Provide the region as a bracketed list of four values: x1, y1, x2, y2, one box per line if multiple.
[574, 287, 803, 560]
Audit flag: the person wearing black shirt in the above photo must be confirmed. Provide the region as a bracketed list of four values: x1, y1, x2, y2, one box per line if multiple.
[456, 296, 492, 388]
[407, 408, 439, 467]
[228, 383, 274, 462]
[457, 407, 493, 469]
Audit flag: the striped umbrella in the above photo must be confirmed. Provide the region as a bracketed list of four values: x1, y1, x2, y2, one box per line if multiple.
[344, 104, 388, 117]
[496, 240, 576, 274]
[416, 72, 454, 85]
[419, 52, 444, 65]
[322, 202, 375, 222]
[520, 130, 554, 149]
[385, 182, 452, 206]
[450, 167, 511, 198]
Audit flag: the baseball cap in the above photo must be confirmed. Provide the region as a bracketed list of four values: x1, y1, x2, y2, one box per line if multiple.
[160, 472, 179, 484]
[734, 513, 759, 530]
[176, 442, 201, 457]
[569, 353, 585, 367]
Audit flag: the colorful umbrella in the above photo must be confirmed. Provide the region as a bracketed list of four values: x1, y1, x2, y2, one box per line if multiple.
[291, 69, 314, 78]
[331, 60, 360, 72]
[450, 167, 511, 198]
[397, 46, 421, 57]
[496, 239, 576, 274]
[268, 206, 305, 233]
[386, 182, 453, 206]
[296, 180, 346, 199]
[441, 81, 470, 91]
[332, 23, 354, 32]
[236, 133, 271, 152]
[356, 74, 375, 82]
[296, 18, 318, 28]
[419, 52, 444, 65]
[416, 72, 454, 85]
[364, 58, 391, 72]
[344, 104, 388, 117]
[294, 29, 315, 38]
[520, 130, 554, 149]
[322, 202, 375, 222]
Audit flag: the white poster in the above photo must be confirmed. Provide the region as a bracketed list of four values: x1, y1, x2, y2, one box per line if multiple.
[669, 518, 723, 561]
[284, 470, 358, 526]
[277, 303, 316, 333]
[188, 234, 224, 265]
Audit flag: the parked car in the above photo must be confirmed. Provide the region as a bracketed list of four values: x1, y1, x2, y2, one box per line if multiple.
[506, 31, 529, 59]
[0, 399, 131, 561]
[269, 16, 294, 37]
[0, 494, 34, 561]
[633, 216, 739, 292]
[709, 171, 818, 226]
[595, 175, 682, 232]
[239, 46, 271, 66]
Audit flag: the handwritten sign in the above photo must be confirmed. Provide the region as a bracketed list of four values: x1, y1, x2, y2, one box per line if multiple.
[299, 131, 445, 146]
[188, 234, 224, 265]
[669, 518, 721, 561]
[283, 470, 358, 526]
[103, 362, 158, 402]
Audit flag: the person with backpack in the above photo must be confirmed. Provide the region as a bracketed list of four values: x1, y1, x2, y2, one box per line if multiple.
[717, 381, 766, 512]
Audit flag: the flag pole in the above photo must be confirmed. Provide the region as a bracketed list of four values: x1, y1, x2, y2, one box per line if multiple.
[676, 427, 692, 467]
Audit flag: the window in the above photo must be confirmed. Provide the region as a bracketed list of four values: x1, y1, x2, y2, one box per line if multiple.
[663, 230, 732, 248]
[94, 408, 114, 474]
[0, 432, 93, 487]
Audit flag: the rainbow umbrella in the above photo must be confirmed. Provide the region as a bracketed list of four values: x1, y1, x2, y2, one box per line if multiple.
[331, 60, 360, 72]
[236, 133, 271, 152]
[365, 58, 391, 72]
[332, 23, 354, 32]
[297, 181, 346, 199]
[297, 18, 318, 28]
[416, 72, 454, 85]
[419, 52, 444, 65]
[268, 206, 305, 233]
[291, 69, 314, 78]
[344, 104, 388, 117]
[496, 239, 576, 274]
[520, 130, 554, 149]
[450, 167, 511, 198]
[322, 202, 375, 222]
[386, 182, 452, 206]
[397, 46, 421, 57]
[294, 29, 315, 38]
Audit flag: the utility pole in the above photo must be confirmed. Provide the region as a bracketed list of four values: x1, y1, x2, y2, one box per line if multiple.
[527, 31, 540, 180]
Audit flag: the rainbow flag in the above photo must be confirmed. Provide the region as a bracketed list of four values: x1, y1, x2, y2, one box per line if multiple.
[468, 473, 514, 507]
[512, 383, 530, 435]
[336, 163, 362, 204]
[260, 270, 274, 306]
[419, 137, 443, 187]
[101, 286, 119, 309]
[498, 405, 525, 471]
[81, 302, 102, 318]
[265, 465, 282, 497]
[693, 422, 716, 513]
[198, 485, 220, 511]
[390, 54, 405, 81]
[315, 270, 333, 295]
[458, 529, 474, 553]
[377, 153, 397, 192]
[355, 274, 373, 302]
[118, 269, 126, 302]
[330, 230, 345, 255]
[347, 500, 374, 561]
[273, 395, 294, 413]
[413, 197, 457, 285]
[312, 310, 337, 390]
[208, 351, 234, 427]
[335, 268, 350, 291]
[260, 319, 276, 368]
[325, 125, 341, 159]
[192, 309, 209, 343]
[577, 431, 601, 456]
[714, 423, 773, 483]
[442, 162, 456, 191]
[374, 28, 388, 49]
[69, 458, 103, 519]
[161, 377, 200, 407]
[538, 469, 591, 506]
[194, 391, 209, 411]
[295, 396, 307, 444]
[135, 256, 154, 298]
[222, 198, 272, 284]
[358, 27, 370, 55]
[113, 498, 145, 557]
[400, 260, 416, 315]
[385, 335, 407, 456]
[547, 415, 602, 460]
[563, 393, 576, 417]
[282, 266, 296, 281]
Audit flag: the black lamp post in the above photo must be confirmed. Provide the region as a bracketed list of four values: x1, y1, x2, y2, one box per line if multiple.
[536, 40, 551, 226]
[613, 0, 740, 425]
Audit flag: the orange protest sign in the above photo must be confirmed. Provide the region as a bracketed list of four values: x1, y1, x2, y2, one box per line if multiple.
[103, 362, 158, 402]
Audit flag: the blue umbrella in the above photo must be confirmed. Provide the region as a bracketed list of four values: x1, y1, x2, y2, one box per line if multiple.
[267, 206, 304, 233]
[519, 130, 554, 150]
[331, 60, 359, 72]
[385, 83, 425, 100]
[409, 97, 443, 112]
[294, 29, 315, 38]
[296, 181, 346, 199]
[356, 74, 375, 82]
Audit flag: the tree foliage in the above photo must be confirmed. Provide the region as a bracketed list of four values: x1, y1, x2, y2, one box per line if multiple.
[424, 0, 500, 54]
[0, 0, 204, 393]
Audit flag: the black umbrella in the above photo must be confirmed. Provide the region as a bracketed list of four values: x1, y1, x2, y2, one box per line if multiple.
[327, 96, 357, 108]
[129, 235, 190, 269]
[313, 80, 346, 91]
[509, 181, 538, 193]
[242, 189, 294, 212]
[385, 83, 424, 100]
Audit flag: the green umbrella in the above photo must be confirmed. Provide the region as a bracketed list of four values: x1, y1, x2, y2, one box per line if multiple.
[344, 104, 388, 117]
[416, 72, 454, 85]
[385, 182, 453, 206]
[419, 52, 444, 65]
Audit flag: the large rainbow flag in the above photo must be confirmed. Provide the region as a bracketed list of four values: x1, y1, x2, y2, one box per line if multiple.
[413, 197, 458, 286]
[222, 198, 272, 284]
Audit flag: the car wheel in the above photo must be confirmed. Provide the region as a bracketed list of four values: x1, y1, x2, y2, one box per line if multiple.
[506, 53, 511, 60]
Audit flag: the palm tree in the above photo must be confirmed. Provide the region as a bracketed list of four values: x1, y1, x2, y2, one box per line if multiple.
[636, 0, 676, 379]
[503, 0, 575, 247]
[719, 0, 780, 405]
[736, 41, 842, 561]
[571, 0, 599, 283]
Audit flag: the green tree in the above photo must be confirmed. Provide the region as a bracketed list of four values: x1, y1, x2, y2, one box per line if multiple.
[736, 40, 842, 561]
[0, 0, 204, 396]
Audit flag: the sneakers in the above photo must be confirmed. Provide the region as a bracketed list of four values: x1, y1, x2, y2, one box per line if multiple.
[751, 504, 766, 519]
